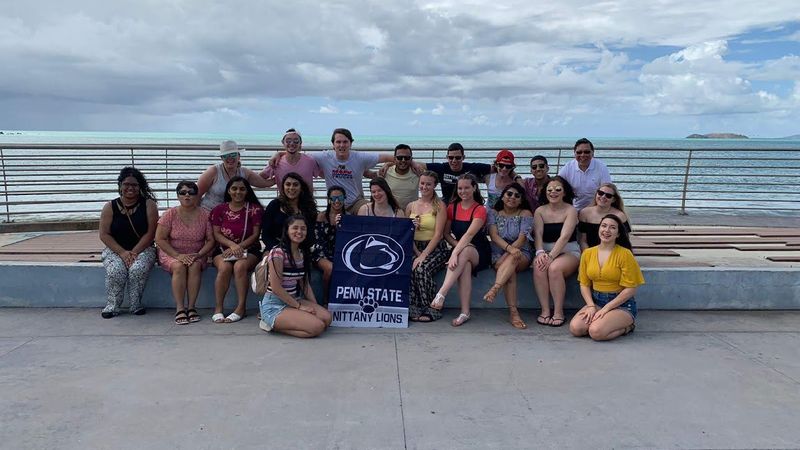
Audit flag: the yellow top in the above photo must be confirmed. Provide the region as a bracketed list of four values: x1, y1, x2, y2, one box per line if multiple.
[578, 245, 645, 292]
[414, 211, 437, 241]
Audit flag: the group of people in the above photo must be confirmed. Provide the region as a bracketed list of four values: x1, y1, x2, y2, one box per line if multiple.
[99, 130, 644, 341]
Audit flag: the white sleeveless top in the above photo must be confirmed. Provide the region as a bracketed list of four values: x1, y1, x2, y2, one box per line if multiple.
[200, 163, 245, 211]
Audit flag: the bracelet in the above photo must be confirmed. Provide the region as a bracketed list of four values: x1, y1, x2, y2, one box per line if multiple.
[535, 249, 545, 256]
[505, 243, 510, 251]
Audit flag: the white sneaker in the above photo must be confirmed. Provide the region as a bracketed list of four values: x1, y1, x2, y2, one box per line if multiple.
[259, 319, 272, 332]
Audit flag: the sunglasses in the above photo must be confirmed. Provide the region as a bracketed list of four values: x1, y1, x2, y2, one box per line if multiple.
[596, 190, 616, 199]
[504, 191, 522, 199]
[546, 186, 564, 193]
[395, 155, 412, 161]
[497, 163, 515, 170]
[531, 163, 547, 169]
[329, 195, 345, 202]
[447, 155, 463, 161]
[178, 190, 197, 196]
[284, 138, 301, 144]
[220, 152, 239, 159]
[575, 150, 592, 155]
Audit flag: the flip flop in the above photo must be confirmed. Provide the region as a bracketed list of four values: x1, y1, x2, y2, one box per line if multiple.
[536, 315, 551, 326]
[549, 316, 566, 327]
[430, 293, 445, 310]
[211, 313, 226, 324]
[225, 312, 244, 323]
[451, 313, 470, 327]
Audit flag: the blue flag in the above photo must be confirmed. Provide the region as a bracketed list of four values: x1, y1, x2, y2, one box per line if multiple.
[328, 215, 414, 328]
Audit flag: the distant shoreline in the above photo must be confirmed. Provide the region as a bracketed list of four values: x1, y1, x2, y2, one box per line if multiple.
[687, 133, 748, 139]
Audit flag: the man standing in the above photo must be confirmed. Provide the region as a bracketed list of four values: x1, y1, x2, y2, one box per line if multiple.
[383, 144, 419, 210]
[260, 128, 321, 194]
[424, 143, 492, 203]
[522, 155, 551, 211]
[313, 128, 394, 214]
[558, 138, 612, 210]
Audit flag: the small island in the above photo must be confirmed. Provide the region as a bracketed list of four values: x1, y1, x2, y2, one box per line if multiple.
[687, 133, 749, 139]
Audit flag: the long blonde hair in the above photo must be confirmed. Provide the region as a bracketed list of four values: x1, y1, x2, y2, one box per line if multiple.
[420, 170, 441, 216]
[591, 182, 625, 212]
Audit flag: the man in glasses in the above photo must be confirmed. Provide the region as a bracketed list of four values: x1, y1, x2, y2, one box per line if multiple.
[557, 138, 612, 210]
[260, 128, 321, 194]
[423, 143, 492, 203]
[522, 155, 551, 211]
[383, 144, 419, 209]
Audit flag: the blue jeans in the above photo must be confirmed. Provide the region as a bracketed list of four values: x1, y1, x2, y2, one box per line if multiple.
[592, 290, 638, 319]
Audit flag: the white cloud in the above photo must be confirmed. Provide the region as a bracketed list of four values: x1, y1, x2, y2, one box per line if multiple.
[471, 115, 489, 125]
[432, 104, 445, 115]
[316, 105, 339, 114]
[412, 107, 424, 115]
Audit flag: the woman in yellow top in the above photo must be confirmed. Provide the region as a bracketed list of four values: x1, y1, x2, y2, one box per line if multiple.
[569, 214, 644, 341]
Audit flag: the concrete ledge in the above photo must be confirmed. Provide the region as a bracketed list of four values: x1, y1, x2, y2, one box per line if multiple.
[1, 262, 798, 309]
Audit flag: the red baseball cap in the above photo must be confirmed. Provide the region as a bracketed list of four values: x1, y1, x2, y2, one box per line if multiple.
[496, 149, 515, 165]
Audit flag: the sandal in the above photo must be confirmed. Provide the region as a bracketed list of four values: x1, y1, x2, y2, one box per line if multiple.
[536, 314, 551, 326]
[509, 307, 527, 329]
[623, 323, 636, 335]
[225, 312, 244, 323]
[430, 293, 446, 310]
[211, 313, 226, 324]
[451, 313, 470, 327]
[549, 316, 566, 327]
[174, 310, 189, 325]
[416, 314, 433, 323]
[483, 283, 502, 303]
[187, 309, 200, 323]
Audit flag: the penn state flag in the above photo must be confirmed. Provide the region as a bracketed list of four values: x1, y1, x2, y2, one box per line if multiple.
[328, 215, 414, 328]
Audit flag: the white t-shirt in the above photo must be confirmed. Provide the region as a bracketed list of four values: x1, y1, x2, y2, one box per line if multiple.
[312, 150, 379, 208]
[558, 158, 612, 210]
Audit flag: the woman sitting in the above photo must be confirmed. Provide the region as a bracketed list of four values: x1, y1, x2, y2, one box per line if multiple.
[259, 215, 332, 338]
[98, 167, 158, 318]
[578, 183, 631, 251]
[155, 181, 215, 325]
[312, 186, 346, 303]
[530, 176, 580, 327]
[357, 178, 403, 217]
[406, 171, 448, 322]
[261, 172, 318, 252]
[197, 140, 270, 211]
[570, 214, 643, 341]
[430, 174, 491, 327]
[484, 182, 534, 329]
[210, 176, 263, 323]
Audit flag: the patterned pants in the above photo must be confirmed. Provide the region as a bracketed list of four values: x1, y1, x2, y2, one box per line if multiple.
[409, 240, 450, 321]
[102, 247, 157, 313]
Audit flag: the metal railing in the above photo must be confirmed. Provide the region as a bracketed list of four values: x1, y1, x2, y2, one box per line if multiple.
[1, 143, 799, 225]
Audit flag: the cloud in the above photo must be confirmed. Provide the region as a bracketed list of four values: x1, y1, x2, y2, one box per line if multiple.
[431, 104, 445, 115]
[316, 105, 339, 114]
[412, 107, 424, 115]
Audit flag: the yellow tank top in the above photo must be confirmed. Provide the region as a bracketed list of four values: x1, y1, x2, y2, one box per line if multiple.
[414, 211, 437, 241]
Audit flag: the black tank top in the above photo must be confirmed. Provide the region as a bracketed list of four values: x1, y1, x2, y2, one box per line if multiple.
[542, 222, 577, 243]
[110, 197, 149, 251]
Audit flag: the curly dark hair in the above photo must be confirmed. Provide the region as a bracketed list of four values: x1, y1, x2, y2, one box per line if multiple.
[538, 175, 575, 206]
[493, 182, 532, 212]
[278, 214, 313, 295]
[117, 167, 157, 203]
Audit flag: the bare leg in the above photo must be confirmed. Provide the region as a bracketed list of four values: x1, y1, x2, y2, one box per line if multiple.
[300, 299, 332, 327]
[436, 246, 479, 300]
[231, 254, 258, 316]
[186, 260, 203, 311]
[533, 262, 551, 321]
[170, 261, 187, 311]
[569, 305, 595, 337]
[547, 254, 579, 325]
[317, 258, 333, 303]
[272, 308, 327, 338]
[588, 309, 635, 341]
[213, 256, 232, 315]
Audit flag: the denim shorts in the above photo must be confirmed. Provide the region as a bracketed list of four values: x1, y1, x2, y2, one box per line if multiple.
[592, 290, 638, 319]
[259, 292, 288, 329]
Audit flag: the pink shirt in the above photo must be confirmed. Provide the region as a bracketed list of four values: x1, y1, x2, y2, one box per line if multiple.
[260, 154, 322, 193]
[210, 202, 263, 244]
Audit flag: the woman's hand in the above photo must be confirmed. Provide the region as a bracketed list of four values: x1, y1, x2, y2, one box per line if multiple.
[298, 304, 316, 314]
[177, 254, 196, 266]
[412, 215, 421, 229]
[412, 254, 426, 271]
[121, 250, 137, 267]
[335, 214, 342, 226]
[579, 305, 597, 324]
[507, 245, 522, 259]
[229, 244, 244, 258]
[534, 252, 550, 271]
[592, 307, 609, 322]
[447, 253, 459, 270]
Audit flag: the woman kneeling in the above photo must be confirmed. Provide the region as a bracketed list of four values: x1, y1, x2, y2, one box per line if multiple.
[570, 214, 644, 341]
[259, 215, 332, 338]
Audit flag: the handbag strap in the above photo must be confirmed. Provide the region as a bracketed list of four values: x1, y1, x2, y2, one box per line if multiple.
[118, 199, 142, 240]
[240, 203, 249, 243]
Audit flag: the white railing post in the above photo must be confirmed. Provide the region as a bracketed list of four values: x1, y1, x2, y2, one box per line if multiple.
[679, 149, 693, 215]
[0, 147, 11, 223]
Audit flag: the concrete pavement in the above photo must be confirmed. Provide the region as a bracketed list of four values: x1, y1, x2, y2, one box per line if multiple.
[1, 308, 799, 449]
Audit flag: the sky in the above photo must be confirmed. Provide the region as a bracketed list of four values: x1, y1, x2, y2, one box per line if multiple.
[1, 0, 799, 138]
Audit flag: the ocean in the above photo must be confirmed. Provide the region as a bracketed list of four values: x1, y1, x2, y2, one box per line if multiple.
[1, 131, 799, 222]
